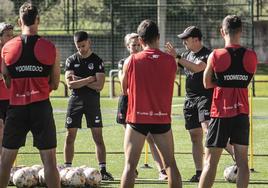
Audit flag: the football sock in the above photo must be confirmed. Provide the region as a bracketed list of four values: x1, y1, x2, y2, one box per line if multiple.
[196, 170, 202, 177]
[99, 162, 106, 172]
[64, 162, 72, 167]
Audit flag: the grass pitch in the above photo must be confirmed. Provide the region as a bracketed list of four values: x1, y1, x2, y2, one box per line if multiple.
[10, 96, 268, 188]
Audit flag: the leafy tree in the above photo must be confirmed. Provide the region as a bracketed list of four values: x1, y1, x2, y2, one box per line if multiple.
[10, 0, 59, 14]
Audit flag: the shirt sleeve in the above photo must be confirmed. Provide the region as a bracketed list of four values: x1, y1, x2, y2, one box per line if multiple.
[65, 57, 73, 71]
[199, 49, 212, 63]
[243, 49, 258, 74]
[95, 57, 105, 74]
[118, 59, 125, 70]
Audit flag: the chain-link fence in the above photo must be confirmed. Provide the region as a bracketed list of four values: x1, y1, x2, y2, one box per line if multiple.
[0, 0, 254, 65]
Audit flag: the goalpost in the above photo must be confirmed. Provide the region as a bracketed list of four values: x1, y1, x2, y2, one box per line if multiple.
[249, 82, 254, 172]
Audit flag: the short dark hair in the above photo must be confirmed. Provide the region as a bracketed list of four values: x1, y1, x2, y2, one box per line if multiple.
[137, 19, 159, 44]
[74, 31, 89, 42]
[222, 15, 242, 36]
[19, 2, 39, 26]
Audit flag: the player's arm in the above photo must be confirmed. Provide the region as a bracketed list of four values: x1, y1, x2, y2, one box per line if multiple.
[177, 58, 206, 73]
[118, 59, 124, 83]
[49, 48, 61, 90]
[1, 59, 11, 88]
[203, 53, 216, 88]
[118, 69, 123, 83]
[65, 70, 96, 89]
[165, 42, 183, 71]
[86, 72, 105, 92]
[121, 56, 131, 95]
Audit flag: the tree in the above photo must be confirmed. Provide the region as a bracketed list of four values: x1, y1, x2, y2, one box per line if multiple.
[10, 0, 59, 14]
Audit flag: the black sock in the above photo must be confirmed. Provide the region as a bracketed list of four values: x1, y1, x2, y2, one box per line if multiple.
[64, 162, 72, 167]
[99, 162, 106, 172]
[196, 170, 202, 176]
[161, 169, 167, 175]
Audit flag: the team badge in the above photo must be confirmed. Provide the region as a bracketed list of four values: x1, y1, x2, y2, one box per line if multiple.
[88, 63, 94, 70]
[66, 117, 72, 124]
[95, 116, 100, 123]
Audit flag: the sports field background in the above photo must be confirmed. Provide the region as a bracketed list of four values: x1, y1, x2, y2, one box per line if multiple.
[9, 79, 268, 188]
[2, 0, 268, 187]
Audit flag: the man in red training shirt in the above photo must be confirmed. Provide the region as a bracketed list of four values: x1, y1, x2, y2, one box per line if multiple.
[120, 19, 182, 188]
[198, 15, 258, 188]
[0, 2, 61, 187]
[0, 22, 13, 160]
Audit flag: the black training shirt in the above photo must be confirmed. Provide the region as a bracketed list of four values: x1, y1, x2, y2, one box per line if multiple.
[65, 52, 105, 97]
[118, 58, 126, 71]
[181, 46, 213, 98]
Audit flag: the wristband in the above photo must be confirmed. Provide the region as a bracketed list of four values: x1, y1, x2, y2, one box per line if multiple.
[176, 54, 182, 60]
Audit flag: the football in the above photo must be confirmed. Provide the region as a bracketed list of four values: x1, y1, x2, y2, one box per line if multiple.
[31, 164, 42, 174]
[223, 165, 238, 183]
[60, 167, 72, 186]
[9, 165, 26, 186]
[38, 168, 46, 186]
[30, 165, 42, 183]
[83, 167, 102, 187]
[65, 167, 86, 187]
[13, 167, 38, 187]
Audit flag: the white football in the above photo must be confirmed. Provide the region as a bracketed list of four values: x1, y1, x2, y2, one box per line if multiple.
[38, 168, 46, 186]
[30, 165, 42, 183]
[31, 164, 43, 174]
[224, 165, 238, 183]
[13, 167, 38, 187]
[9, 165, 26, 185]
[57, 164, 66, 171]
[83, 167, 102, 187]
[60, 167, 72, 186]
[65, 167, 86, 187]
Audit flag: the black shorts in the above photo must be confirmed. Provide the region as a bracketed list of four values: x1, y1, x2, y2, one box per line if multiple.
[65, 95, 103, 128]
[0, 100, 9, 122]
[116, 95, 128, 125]
[183, 96, 211, 130]
[129, 123, 171, 136]
[3, 99, 57, 150]
[205, 114, 250, 148]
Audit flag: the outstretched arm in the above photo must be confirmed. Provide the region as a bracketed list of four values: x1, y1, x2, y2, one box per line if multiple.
[166, 42, 207, 73]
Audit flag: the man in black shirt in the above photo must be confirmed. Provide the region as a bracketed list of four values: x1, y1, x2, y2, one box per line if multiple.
[64, 31, 113, 180]
[166, 26, 234, 182]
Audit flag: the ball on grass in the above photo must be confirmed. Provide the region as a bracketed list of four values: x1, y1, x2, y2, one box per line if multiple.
[223, 165, 237, 183]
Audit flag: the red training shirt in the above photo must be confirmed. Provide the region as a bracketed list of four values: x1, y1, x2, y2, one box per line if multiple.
[210, 44, 257, 118]
[126, 48, 177, 124]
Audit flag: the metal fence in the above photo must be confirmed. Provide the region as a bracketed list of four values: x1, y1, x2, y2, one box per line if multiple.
[0, 0, 254, 66]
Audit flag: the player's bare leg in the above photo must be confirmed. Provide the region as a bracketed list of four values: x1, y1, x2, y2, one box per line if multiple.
[120, 124, 146, 188]
[40, 148, 60, 188]
[152, 129, 182, 188]
[0, 148, 18, 188]
[198, 147, 222, 188]
[189, 127, 203, 181]
[233, 144, 249, 188]
[91, 127, 113, 180]
[64, 128, 78, 166]
[146, 134, 167, 180]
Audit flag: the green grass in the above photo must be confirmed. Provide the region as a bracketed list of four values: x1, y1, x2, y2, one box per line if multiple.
[10, 97, 268, 188]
